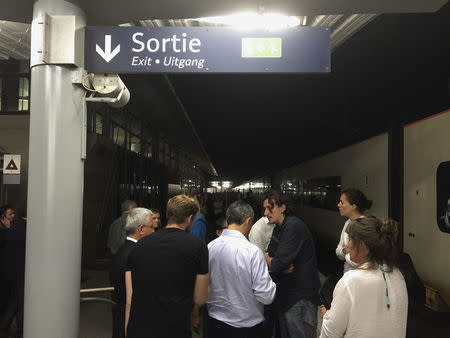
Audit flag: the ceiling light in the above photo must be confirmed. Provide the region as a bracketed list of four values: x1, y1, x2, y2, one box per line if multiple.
[197, 12, 301, 30]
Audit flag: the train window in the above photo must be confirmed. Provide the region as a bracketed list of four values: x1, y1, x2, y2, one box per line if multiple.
[301, 176, 341, 211]
[437, 162, 450, 233]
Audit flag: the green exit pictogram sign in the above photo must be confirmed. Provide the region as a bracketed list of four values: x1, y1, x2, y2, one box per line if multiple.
[241, 38, 282, 58]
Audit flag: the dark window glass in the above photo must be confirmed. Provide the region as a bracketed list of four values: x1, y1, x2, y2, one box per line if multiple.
[298, 176, 341, 211]
[437, 162, 450, 233]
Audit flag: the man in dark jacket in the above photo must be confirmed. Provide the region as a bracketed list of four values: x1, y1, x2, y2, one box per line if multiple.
[0, 208, 25, 338]
[264, 191, 320, 338]
[108, 200, 137, 254]
[110, 208, 155, 338]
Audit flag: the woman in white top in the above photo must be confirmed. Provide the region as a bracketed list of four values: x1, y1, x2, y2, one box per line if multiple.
[320, 217, 408, 338]
[336, 189, 372, 273]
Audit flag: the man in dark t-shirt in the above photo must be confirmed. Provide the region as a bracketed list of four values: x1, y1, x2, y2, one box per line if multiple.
[125, 195, 209, 338]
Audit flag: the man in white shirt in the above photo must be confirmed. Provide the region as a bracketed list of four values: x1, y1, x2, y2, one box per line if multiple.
[249, 216, 276, 252]
[207, 201, 276, 338]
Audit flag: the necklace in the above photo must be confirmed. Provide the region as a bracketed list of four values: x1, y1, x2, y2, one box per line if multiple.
[380, 265, 391, 309]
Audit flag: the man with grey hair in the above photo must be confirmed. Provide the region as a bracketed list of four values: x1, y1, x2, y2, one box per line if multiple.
[110, 207, 154, 338]
[207, 201, 276, 337]
[108, 200, 137, 254]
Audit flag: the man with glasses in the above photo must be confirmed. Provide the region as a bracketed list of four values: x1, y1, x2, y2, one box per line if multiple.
[110, 207, 155, 338]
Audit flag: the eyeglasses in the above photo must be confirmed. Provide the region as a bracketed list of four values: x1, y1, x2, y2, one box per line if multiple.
[142, 225, 156, 230]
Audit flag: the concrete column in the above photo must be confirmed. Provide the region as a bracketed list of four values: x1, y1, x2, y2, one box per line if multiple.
[24, 0, 86, 337]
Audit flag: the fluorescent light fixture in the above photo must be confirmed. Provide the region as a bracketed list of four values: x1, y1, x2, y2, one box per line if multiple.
[197, 12, 301, 29]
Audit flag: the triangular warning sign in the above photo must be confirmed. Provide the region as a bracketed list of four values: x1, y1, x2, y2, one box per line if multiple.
[6, 159, 18, 171]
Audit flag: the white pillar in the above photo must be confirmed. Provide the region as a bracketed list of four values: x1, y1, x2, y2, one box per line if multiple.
[24, 0, 86, 337]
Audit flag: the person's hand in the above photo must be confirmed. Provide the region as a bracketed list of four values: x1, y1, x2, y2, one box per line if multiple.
[0, 217, 11, 228]
[192, 310, 200, 334]
[319, 305, 328, 318]
[264, 252, 272, 264]
[282, 264, 295, 274]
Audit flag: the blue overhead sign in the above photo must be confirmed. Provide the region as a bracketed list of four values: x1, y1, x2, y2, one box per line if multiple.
[85, 27, 330, 73]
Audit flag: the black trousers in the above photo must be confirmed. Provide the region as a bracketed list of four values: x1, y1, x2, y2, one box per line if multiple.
[111, 303, 125, 338]
[0, 278, 23, 333]
[207, 315, 264, 338]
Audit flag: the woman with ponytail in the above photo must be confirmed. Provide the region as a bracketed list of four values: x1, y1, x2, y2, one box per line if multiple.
[320, 217, 408, 338]
[336, 189, 373, 273]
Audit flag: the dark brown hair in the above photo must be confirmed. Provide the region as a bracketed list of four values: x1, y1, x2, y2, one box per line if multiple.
[341, 188, 372, 213]
[166, 195, 199, 225]
[263, 190, 294, 216]
[346, 216, 399, 271]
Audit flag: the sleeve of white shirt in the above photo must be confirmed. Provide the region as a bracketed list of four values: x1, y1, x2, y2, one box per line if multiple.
[320, 278, 352, 338]
[335, 220, 348, 261]
[249, 223, 266, 253]
[251, 249, 276, 305]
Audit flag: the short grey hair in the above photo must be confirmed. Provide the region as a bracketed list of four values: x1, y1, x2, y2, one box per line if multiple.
[125, 207, 153, 235]
[226, 201, 254, 225]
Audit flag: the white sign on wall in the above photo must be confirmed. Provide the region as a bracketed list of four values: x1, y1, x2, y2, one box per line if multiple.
[3, 154, 21, 174]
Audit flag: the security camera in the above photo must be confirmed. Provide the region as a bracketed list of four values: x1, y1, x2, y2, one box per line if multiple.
[84, 73, 130, 108]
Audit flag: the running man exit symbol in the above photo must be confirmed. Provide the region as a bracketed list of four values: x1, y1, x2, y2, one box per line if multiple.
[241, 38, 282, 58]
[96, 35, 121, 62]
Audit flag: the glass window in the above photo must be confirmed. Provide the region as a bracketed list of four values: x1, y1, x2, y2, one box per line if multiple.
[437, 162, 450, 233]
[165, 143, 171, 166]
[130, 119, 141, 136]
[18, 77, 29, 111]
[159, 140, 165, 163]
[18, 98, 28, 111]
[95, 114, 103, 135]
[19, 77, 29, 97]
[170, 149, 177, 170]
[145, 142, 152, 159]
[130, 135, 140, 153]
[113, 125, 126, 147]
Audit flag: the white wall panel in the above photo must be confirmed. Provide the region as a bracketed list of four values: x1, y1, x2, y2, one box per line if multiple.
[404, 110, 450, 299]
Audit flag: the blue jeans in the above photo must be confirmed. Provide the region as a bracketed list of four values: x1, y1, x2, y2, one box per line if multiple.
[279, 299, 317, 338]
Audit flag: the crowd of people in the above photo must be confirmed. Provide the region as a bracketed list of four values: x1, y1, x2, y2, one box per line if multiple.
[0, 187, 421, 338]
[108, 188, 414, 338]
